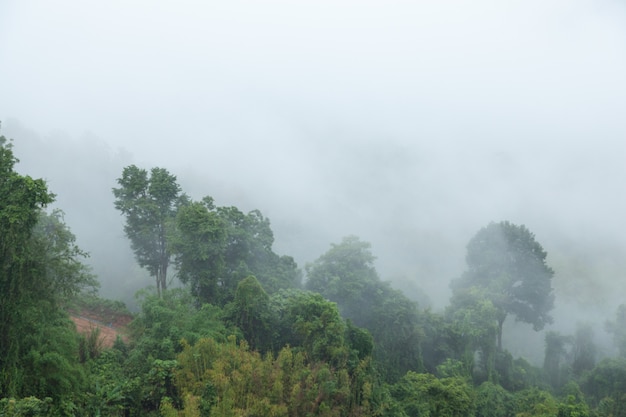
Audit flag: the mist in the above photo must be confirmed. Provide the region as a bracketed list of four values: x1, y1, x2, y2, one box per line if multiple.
[2, 0, 626, 361]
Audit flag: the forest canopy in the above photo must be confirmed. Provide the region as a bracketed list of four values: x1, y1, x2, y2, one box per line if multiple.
[1, 136, 624, 417]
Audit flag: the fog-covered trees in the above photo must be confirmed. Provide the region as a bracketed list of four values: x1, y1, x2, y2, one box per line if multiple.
[305, 236, 423, 381]
[171, 196, 300, 305]
[113, 165, 181, 296]
[451, 221, 555, 350]
[0, 133, 96, 402]
[606, 304, 626, 357]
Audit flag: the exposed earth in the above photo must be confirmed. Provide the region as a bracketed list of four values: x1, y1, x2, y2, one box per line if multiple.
[70, 308, 133, 348]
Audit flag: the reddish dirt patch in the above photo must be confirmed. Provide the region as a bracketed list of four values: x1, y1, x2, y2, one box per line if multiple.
[71, 316, 126, 348]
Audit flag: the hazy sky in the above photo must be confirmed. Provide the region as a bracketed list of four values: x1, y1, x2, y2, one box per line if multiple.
[1, 0, 626, 315]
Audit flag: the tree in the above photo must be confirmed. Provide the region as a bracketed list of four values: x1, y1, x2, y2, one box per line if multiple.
[445, 288, 499, 382]
[305, 236, 423, 381]
[451, 221, 555, 350]
[606, 304, 626, 357]
[390, 371, 476, 417]
[113, 165, 181, 296]
[543, 331, 570, 389]
[1, 131, 96, 401]
[171, 196, 300, 306]
[571, 323, 596, 378]
[171, 198, 226, 304]
[225, 275, 272, 352]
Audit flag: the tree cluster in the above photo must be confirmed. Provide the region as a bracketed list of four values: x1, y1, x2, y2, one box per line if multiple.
[3, 137, 626, 416]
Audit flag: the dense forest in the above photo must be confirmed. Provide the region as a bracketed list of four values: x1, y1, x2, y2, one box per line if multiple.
[2, 129, 626, 417]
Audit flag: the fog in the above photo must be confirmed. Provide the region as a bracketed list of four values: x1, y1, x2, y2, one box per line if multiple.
[2, 0, 626, 361]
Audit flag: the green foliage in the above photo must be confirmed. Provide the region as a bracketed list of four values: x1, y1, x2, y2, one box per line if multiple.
[172, 197, 300, 306]
[173, 335, 378, 417]
[580, 358, 626, 413]
[270, 289, 349, 366]
[113, 165, 182, 296]
[305, 236, 423, 382]
[445, 289, 499, 382]
[224, 275, 273, 352]
[0, 396, 54, 417]
[130, 288, 231, 361]
[475, 381, 512, 417]
[0, 134, 95, 402]
[390, 371, 476, 417]
[451, 221, 555, 351]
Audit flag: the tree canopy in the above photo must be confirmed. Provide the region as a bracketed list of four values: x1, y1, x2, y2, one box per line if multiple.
[113, 165, 181, 296]
[451, 221, 555, 350]
[0, 133, 96, 400]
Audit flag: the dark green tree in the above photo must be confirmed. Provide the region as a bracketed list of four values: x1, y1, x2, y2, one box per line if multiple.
[172, 197, 299, 306]
[171, 197, 226, 304]
[113, 165, 181, 297]
[451, 221, 555, 350]
[225, 275, 272, 352]
[269, 289, 348, 366]
[390, 371, 476, 417]
[0, 132, 96, 402]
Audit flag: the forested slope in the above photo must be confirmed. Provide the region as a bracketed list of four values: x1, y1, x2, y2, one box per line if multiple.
[2, 132, 626, 416]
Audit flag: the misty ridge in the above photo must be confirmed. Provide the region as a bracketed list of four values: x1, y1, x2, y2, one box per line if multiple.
[3, 118, 626, 364]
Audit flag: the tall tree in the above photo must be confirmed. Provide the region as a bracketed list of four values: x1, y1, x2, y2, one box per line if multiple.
[113, 165, 181, 296]
[171, 196, 300, 305]
[0, 132, 96, 400]
[451, 221, 555, 350]
[1, 134, 54, 394]
[305, 236, 423, 381]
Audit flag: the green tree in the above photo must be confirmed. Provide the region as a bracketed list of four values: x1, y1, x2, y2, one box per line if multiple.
[451, 221, 555, 350]
[305, 236, 423, 381]
[224, 275, 272, 352]
[172, 197, 300, 306]
[113, 165, 181, 297]
[446, 289, 499, 382]
[171, 198, 226, 304]
[0, 131, 96, 403]
[390, 371, 476, 417]
[581, 358, 626, 412]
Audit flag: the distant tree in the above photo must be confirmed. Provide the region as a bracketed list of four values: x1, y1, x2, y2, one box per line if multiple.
[451, 221, 555, 350]
[543, 331, 570, 389]
[171, 196, 300, 305]
[571, 323, 596, 378]
[606, 304, 626, 357]
[113, 165, 181, 296]
[305, 236, 423, 381]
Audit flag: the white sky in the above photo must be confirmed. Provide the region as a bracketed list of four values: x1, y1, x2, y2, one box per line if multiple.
[1, 0, 626, 312]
